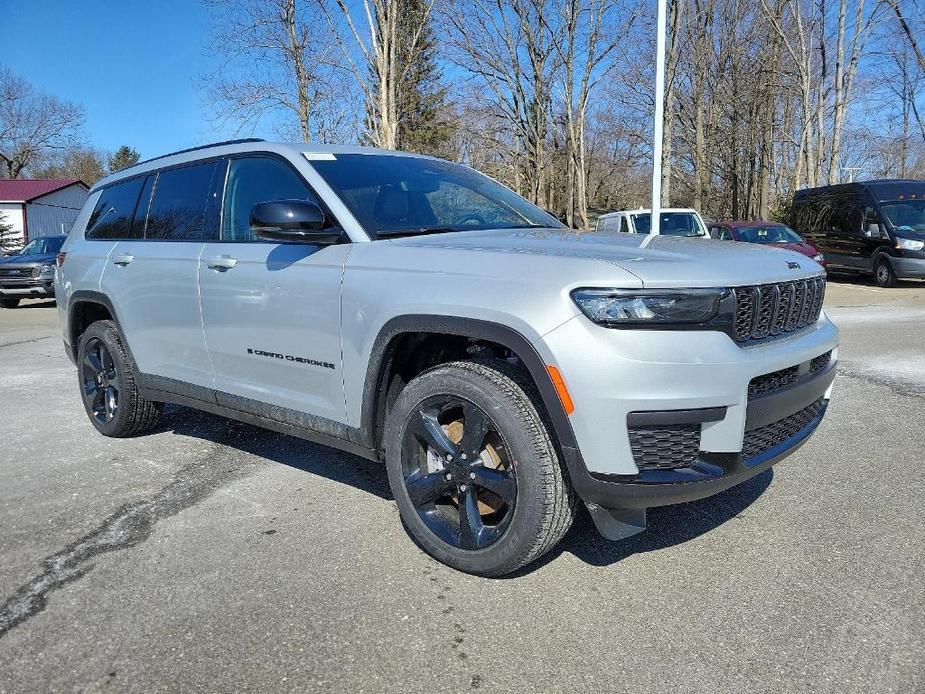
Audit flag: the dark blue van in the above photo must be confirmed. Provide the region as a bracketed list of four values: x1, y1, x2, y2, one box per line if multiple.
[791, 179, 925, 286]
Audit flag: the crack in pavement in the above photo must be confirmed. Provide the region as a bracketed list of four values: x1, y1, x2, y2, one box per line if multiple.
[0, 336, 52, 350]
[0, 437, 261, 638]
[838, 363, 925, 399]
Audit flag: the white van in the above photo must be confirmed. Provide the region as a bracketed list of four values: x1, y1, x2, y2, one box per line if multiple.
[597, 208, 710, 238]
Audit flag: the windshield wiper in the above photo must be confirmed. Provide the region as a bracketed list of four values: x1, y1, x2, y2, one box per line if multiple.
[377, 226, 460, 238]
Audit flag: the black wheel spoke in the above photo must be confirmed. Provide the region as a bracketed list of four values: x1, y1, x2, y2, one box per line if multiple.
[457, 486, 485, 549]
[470, 464, 516, 505]
[413, 410, 458, 458]
[84, 351, 102, 374]
[460, 402, 491, 455]
[406, 470, 453, 507]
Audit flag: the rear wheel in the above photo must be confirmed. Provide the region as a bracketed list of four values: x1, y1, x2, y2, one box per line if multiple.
[0, 298, 20, 308]
[874, 258, 897, 288]
[384, 360, 576, 576]
[77, 320, 162, 437]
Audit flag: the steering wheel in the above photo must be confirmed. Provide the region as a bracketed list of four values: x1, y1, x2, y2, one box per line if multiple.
[454, 213, 487, 227]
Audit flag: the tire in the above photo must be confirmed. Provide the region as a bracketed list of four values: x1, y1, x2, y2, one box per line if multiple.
[0, 298, 20, 308]
[874, 258, 897, 288]
[384, 359, 576, 576]
[77, 320, 162, 437]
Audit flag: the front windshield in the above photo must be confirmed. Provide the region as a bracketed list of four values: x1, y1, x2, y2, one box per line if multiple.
[737, 225, 802, 244]
[308, 154, 564, 238]
[880, 200, 925, 233]
[16, 237, 64, 255]
[631, 212, 707, 237]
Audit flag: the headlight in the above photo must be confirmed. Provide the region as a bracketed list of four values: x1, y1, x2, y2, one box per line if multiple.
[895, 237, 924, 251]
[571, 288, 726, 325]
[812, 253, 825, 262]
[37, 264, 55, 276]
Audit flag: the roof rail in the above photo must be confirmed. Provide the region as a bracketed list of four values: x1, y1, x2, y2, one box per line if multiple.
[133, 138, 266, 168]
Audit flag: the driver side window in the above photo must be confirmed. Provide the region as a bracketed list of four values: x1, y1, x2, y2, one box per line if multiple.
[221, 157, 322, 241]
[863, 207, 887, 239]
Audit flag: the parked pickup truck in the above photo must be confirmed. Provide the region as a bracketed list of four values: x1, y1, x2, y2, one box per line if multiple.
[0, 235, 66, 308]
[56, 140, 838, 576]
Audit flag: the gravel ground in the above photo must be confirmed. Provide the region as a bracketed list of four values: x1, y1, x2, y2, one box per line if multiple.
[0, 280, 922, 693]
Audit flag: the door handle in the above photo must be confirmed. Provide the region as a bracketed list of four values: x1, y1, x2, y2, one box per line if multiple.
[207, 256, 238, 271]
[113, 254, 134, 266]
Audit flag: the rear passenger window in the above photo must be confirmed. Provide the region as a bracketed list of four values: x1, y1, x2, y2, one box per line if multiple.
[85, 177, 145, 239]
[146, 162, 219, 240]
[221, 156, 319, 241]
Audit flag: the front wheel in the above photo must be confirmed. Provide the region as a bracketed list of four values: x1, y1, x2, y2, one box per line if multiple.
[874, 258, 897, 288]
[384, 360, 576, 576]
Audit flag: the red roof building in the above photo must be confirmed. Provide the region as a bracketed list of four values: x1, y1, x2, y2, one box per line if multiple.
[0, 179, 89, 249]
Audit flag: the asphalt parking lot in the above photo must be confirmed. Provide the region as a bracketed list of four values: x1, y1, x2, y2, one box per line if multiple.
[0, 278, 923, 693]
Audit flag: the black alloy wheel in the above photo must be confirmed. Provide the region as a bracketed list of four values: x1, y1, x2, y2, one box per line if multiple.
[80, 336, 120, 424]
[401, 396, 517, 551]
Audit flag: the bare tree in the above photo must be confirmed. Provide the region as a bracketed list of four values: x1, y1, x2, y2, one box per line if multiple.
[203, 0, 354, 142]
[0, 67, 84, 179]
[323, 0, 438, 149]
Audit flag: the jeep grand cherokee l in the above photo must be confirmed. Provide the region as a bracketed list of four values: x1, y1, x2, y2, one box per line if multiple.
[56, 139, 838, 576]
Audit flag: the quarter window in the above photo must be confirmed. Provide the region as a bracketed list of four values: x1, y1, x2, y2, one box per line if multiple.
[221, 157, 320, 241]
[145, 162, 219, 240]
[86, 177, 145, 239]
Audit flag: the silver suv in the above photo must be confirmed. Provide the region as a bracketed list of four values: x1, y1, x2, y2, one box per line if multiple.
[56, 139, 838, 576]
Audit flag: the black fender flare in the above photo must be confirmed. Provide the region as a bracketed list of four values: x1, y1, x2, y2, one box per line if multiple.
[358, 315, 580, 457]
[66, 290, 134, 364]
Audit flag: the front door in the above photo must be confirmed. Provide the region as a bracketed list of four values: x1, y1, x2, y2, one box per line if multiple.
[199, 155, 349, 424]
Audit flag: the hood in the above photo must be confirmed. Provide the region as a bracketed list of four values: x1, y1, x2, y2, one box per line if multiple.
[388, 228, 824, 287]
[772, 241, 820, 257]
[0, 252, 57, 266]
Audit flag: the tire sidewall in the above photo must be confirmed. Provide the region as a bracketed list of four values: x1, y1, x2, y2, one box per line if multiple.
[875, 258, 896, 287]
[385, 364, 551, 576]
[77, 321, 135, 436]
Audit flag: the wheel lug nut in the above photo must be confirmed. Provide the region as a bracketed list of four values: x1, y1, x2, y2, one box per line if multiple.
[446, 454, 453, 462]
[459, 484, 467, 492]
[445, 473, 452, 481]
[460, 453, 467, 460]
[469, 472, 476, 480]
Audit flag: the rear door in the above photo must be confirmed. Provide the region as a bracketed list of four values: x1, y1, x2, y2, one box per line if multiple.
[99, 160, 221, 388]
[198, 154, 349, 423]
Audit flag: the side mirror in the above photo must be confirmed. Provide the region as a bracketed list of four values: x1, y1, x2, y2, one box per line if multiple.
[250, 200, 341, 244]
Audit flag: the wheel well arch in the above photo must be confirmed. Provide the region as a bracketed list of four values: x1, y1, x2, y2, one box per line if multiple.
[360, 316, 578, 456]
[67, 291, 120, 361]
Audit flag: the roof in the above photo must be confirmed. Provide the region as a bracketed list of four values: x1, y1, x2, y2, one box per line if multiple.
[0, 179, 88, 203]
[794, 178, 925, 200]
[716, 220, 787, 228]
[598, 208, 699, 218]
[95, 140, 436, 192]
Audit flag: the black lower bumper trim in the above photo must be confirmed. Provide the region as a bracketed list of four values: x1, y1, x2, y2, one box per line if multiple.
[565, 400, 828, 510]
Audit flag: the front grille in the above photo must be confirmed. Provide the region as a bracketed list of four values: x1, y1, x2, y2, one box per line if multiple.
[0, 267, 36, 278]
[747, 349, 834, 398]
[742, 398, 824, 461]
[748, 365, 799, 398]
[628, 425, 699, 471]
[809, 350, 832, 375]
[733, 277, 825, 344]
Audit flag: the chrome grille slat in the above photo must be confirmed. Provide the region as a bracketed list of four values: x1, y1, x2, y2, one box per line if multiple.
[732, 276, 825, 345]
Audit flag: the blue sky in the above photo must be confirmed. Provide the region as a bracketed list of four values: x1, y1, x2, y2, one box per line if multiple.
[3, 0, 222, 158]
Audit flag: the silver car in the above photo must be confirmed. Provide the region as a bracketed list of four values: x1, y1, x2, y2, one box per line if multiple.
[56, 139, 838, 576]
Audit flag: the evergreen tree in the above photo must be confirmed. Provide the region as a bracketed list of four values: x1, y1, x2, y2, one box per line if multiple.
[0, 211, 21, 253]
[108, 145, 140, 173]
[396, 0, 453, 156]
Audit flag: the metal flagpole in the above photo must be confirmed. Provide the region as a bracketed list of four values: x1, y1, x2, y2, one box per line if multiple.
[650, 0, 668, 236]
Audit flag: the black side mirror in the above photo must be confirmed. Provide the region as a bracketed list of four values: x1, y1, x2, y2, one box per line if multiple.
[250, 200, 341, 244]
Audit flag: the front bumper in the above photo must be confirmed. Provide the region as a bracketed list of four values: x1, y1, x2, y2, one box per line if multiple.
[892, 255, 925, 279]
[0, 279, 56, 298]
[537, 312, 838, 509]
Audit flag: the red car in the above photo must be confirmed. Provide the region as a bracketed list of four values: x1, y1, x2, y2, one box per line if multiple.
[708, 220, 826, 268]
